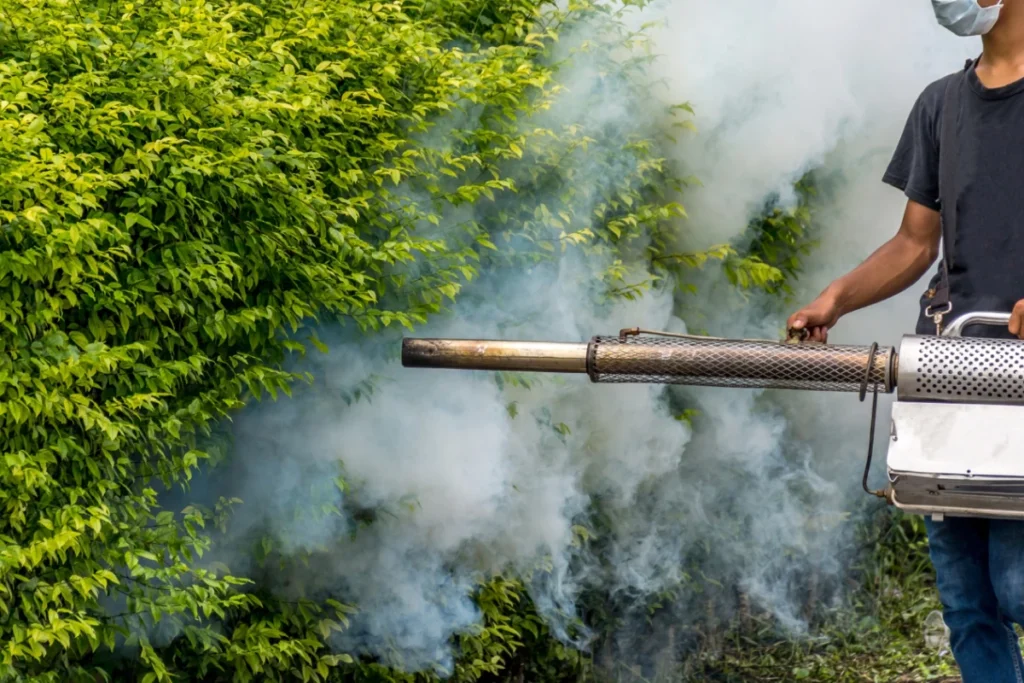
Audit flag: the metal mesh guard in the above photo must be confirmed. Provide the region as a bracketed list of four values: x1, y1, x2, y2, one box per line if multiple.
[588, 335, 893, 393]
[901, 335, 1024, 403]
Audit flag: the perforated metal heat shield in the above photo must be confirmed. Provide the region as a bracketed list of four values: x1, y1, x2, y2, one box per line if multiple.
[587, 334, 895, 393]
[897, 335, 1024, 403]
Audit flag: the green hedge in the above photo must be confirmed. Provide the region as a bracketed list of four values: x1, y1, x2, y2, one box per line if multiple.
[0, 0, 810, 680]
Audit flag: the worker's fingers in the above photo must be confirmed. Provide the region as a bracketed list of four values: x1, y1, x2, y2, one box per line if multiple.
[806, 326, 827, 343]
[1012, 300, 1024, 338]
[787, 318, 830, 343]
[787, 295, 840, 343]
[788, 313, 826, 338]
[1012, 300, 1024, 337]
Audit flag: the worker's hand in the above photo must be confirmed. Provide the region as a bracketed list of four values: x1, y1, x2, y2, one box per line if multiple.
[1010, 300, 1024, 339]
[787, 293, 842, 343]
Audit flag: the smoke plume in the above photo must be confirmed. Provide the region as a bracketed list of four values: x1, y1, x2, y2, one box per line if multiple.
[188, 0, 982, 674]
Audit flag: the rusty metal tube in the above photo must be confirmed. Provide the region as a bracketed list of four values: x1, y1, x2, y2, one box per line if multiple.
[402, 332, 896, 393]
[402, 338, 588, 373]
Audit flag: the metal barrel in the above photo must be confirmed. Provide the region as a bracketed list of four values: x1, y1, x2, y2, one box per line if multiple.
[402, 333, 896, 393]
[402, 338, 589, 373]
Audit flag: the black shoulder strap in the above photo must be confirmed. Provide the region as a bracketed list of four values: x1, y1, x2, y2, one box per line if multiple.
[929, 58, 974, 331]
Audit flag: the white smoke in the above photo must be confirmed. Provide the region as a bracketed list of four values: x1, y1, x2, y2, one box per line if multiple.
[196, 0, 984, 674]
[619, 0, 979, 640]
[651, 1, 976, 258]
[624, 0, 979, 637]
[218, 262, 691, 671]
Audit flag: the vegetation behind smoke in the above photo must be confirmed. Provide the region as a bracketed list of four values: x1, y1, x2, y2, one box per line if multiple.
[0, 0, 954, 681]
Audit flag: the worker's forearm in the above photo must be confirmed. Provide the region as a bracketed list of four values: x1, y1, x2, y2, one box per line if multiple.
[823, 234, 937, 317]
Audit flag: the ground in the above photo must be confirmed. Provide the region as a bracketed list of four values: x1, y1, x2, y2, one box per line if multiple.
[682, 511, 968, 682]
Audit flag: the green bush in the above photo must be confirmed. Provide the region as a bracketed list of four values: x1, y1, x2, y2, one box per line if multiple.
[0, 0, 761, 680]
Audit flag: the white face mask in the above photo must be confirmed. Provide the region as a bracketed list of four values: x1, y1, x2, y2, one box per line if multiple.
[932, 0, 1004, 36]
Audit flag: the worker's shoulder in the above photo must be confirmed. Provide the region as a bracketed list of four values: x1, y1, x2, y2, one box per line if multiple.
[912, 70, 964, 117]
[922, 71, 960, 96]
[921, 71, 961, 100]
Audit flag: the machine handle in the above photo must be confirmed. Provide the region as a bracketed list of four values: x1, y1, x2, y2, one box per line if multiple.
[942, 311, 1012, 338]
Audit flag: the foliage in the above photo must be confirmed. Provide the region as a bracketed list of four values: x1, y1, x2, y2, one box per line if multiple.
[0, 0, 941, 681]
[726, 174, 818, 297]
[0, 0, 738, 680]
[659, 174, 817, 338]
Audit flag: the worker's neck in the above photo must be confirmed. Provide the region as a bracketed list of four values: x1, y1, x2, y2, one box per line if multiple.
[982, 15, 1024, 67]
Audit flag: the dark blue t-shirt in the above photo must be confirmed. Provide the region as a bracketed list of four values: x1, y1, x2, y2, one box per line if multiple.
[883, 62, 1024, 339]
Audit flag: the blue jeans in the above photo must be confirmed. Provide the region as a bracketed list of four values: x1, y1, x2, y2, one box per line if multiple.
[926, 516, 1024, 683]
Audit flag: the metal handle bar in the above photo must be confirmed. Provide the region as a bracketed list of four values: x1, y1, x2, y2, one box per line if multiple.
[942, 311, 1012, 338]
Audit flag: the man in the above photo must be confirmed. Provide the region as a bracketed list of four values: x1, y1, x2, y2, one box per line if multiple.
[787, 1, 1024, 680]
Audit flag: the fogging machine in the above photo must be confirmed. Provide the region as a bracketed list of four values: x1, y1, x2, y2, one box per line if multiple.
[402, 311, 1024, 522]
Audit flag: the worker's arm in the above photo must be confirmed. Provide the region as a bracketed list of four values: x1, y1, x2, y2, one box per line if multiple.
[787, 199, 940, 342]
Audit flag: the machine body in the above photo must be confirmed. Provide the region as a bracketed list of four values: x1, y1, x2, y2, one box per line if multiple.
[886, 314, 1024, 521]
[402, 312, 1024, 521]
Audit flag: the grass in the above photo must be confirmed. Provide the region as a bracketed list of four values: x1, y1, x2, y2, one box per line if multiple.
[577, 509, 1024, 682]
[685, 616, 960, 682]
[682, 509, 962, 682]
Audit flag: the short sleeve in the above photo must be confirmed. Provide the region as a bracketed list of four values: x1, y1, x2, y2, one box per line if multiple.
[882, 80, 945, 212]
